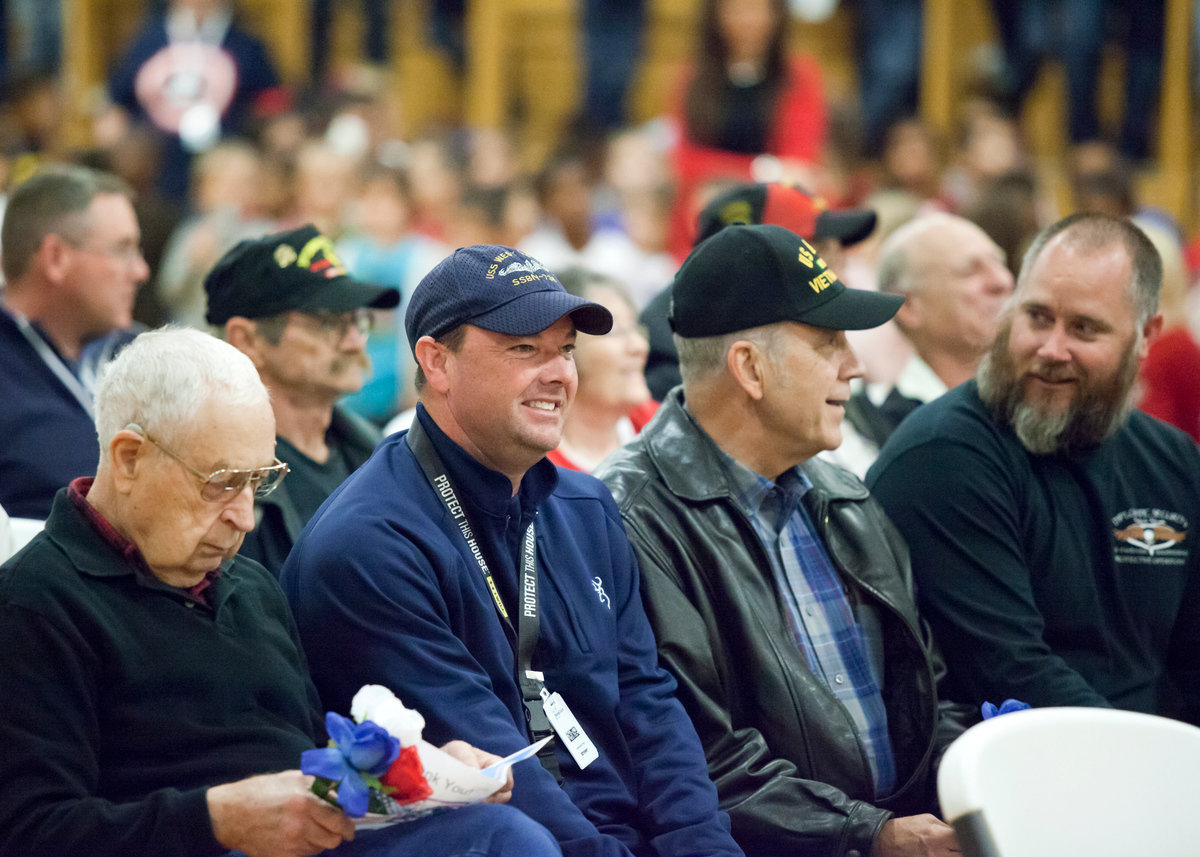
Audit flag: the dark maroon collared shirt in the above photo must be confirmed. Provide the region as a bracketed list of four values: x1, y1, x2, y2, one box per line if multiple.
[68, 477, 220, 607]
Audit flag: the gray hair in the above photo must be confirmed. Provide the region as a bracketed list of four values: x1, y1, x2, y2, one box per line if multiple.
[1, 165, 134, 283]
[675, 324, 783, 386]
[94, 326, 269, 464]
[1017, 212, 1161, 327]
[876, 221, 921, 296]
[876, 211, 973, 296]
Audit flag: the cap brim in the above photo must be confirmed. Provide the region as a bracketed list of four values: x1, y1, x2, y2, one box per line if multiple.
[470, 291, 614, 337]
[296, 276, 401, 314]
[800, 287, 903, 331]
[814, 209, 877, 247]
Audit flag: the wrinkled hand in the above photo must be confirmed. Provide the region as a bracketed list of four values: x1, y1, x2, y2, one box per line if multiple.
[207, 770, 355, 857]
[872, 814, 961, 857]
[440, 739, 514, 804]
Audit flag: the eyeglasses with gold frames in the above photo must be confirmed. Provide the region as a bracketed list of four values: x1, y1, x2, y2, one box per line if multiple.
[126, 423, 288, 502]
[288, 309, 374, 343]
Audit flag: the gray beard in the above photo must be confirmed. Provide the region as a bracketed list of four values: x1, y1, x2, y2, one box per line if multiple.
[977, 333, 1138, 456]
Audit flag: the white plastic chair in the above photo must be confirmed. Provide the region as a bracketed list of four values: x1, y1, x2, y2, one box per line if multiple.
[7, 517, 45, 558]
[937, 706, 1200, 857]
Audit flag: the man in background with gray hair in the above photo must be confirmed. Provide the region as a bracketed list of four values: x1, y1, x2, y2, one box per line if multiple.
[205, 224, 400, 575]
[0, 327, 558, 857]
[0, 164, 149, 518]
[838, 212, 1013, 473]
[869, 213, 1200, 724]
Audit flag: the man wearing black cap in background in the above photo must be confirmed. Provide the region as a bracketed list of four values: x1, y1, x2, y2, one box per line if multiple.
[280, 245, 745, 857]
[641, 182, 877, 401]
[204, 224, 400, 574]
[597, 225, 971, 857]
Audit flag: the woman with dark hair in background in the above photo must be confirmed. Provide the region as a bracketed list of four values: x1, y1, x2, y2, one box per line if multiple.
[668, 0, 827, 258]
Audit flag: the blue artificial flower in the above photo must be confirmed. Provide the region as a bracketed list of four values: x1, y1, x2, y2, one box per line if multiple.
[981, 698, 1032, 720]
[301, 712, 401, 817]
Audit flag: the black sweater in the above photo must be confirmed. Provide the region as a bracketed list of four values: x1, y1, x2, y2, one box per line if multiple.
[0, 490, 324, 857]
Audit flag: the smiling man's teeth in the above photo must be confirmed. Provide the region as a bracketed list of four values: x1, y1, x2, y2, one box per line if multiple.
[529, 401, 555, 410]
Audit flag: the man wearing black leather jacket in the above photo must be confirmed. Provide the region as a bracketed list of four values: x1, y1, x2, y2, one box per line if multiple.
[597, 224, 973, 857]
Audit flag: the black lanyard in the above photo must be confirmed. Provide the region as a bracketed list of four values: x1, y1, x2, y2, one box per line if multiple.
[406, 419, 561, 778]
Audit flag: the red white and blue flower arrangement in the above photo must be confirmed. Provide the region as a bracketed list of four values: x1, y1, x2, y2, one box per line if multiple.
[301, 684, 544, 826]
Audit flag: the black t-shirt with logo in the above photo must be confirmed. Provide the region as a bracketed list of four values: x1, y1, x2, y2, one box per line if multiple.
[867, 380, 1200, 725]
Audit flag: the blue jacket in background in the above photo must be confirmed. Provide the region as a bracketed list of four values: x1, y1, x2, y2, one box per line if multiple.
[281, 406, 741, 857]
[0, 309, 101, 519]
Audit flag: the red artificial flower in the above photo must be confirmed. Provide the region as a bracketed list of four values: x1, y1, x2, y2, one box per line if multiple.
[380, 745, 433, 804]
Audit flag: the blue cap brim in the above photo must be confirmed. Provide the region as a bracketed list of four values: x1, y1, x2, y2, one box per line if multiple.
[469, 291, 613, 336]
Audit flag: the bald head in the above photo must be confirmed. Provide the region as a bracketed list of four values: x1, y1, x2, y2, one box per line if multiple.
[877, 213, 1014, 382]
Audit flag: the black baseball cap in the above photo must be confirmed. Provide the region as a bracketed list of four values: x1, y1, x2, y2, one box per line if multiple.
[670, 224, 903, 337]
[204, 224, 400, 325]
[405, 245, 613, 351]
[694, 182, 877, 248]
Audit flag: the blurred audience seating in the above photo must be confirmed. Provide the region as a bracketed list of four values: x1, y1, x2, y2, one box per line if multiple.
[53, 0, 1199, 233]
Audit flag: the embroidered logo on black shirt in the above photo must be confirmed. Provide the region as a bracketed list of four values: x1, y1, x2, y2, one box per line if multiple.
[1112, 508, 1189, 565]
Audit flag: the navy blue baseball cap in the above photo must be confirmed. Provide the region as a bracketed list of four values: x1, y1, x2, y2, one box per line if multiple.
[405, 245, 613, 351]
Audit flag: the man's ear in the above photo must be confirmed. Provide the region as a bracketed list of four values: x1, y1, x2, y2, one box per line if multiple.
[892, 290, 918, 331]
[726, 339, 768, 401]
[107, 429, 147, 493]
[414, 336, 452, 393]
[225, 317, 265, 366]
[1138, 313, 1164, 359]
[39, 233, 74, 285]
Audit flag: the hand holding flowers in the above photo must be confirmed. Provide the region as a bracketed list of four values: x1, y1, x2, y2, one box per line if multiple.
[301, 685, 433, 818]
[300, 685, 522, 825]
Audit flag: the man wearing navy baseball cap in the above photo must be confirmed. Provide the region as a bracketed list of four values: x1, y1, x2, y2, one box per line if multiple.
[598, 224, 972, 857]
[280, 245, 745, 857]
[204, 224, 399, 574]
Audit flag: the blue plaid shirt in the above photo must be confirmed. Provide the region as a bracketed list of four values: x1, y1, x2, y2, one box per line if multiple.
[723, 452, 898, 798]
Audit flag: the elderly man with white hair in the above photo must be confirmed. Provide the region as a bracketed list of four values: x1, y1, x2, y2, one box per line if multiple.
[0, 327, 558, 857]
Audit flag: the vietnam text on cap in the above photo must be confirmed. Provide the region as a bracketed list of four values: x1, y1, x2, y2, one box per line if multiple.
[670, 223, 903, 337]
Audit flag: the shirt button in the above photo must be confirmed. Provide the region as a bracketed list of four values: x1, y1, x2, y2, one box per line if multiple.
[805, 606, 815, 617]
[834, 674, 845, 685]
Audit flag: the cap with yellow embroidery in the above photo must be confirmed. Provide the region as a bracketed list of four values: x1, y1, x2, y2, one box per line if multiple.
[203, 224, 400, 325]
[669, 223, 903, 337]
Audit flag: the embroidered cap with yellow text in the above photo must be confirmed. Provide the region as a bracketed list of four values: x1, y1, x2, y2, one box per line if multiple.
[669, 223, 903, 337]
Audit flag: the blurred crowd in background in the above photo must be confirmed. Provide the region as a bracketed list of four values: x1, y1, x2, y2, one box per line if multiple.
[0, 0, 1196, 439]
